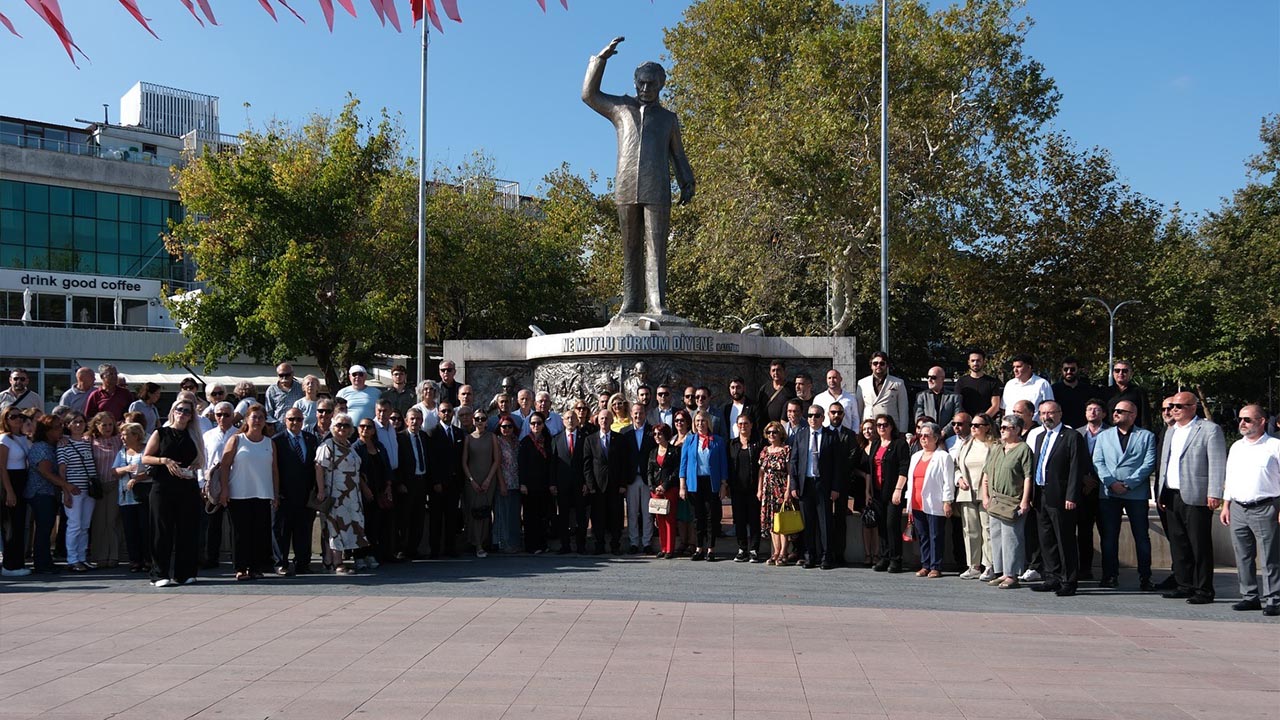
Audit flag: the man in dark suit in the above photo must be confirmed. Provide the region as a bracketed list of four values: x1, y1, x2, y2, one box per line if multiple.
[824, 402, 861, 566]
[1030, 400, 1087, 596]
[788, 404, 850, 569]
[623, 403, 657, 553]
[395, 407, 432, 560]
[272, 408, 318, 575]
[583, 408, 633, 554]
[426, 402, 464, 558]
[914, 366, 961, 439]
[552, 410, 590, 554]
[755, 359, 795, 427]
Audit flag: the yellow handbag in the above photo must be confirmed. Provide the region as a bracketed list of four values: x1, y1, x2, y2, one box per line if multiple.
[773, 499, 804, 535]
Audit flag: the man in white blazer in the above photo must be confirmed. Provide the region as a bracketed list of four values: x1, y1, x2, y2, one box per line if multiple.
[857, 351, 909, 430]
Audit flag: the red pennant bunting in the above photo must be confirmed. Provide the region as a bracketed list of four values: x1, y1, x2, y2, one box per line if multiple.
[318, 0, 335, 30]
[277, 0, 305, 23]
[194, 0, 219, 25]
[177, 0, 205, 27]
[381, 0, 400, 32]
[0, 11, 21, 37]
[440, 0, 460, 23]
[367, 0, 384, 26]
[24, 0, 86, 66]
[336, 0, 357, 17]
[117, 0, 160, 39]
[256, 0, 278, 21]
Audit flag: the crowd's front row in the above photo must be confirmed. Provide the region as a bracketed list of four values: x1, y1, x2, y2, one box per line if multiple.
[0, 389, 1276, 617]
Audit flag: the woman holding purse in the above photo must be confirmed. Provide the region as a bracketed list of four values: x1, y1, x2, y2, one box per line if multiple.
[981, 414, 1034, 589]
[757, 421, 792, 566]
[112, 422, 152, 573]
[646, 423, 681, 558]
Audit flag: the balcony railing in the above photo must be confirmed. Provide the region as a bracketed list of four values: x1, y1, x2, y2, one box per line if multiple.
[0, 131, 183, 168]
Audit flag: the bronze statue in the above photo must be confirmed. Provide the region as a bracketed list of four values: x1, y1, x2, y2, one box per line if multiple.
[582, 36, 695, 320]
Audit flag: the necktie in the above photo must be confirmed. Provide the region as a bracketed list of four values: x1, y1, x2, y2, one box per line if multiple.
[602, 432, 609, 456]
[568, 432, 575, 455]
[413, 433, 424, 475]
[291, 434, 304, 462]
[1036, 428, 1053, 486]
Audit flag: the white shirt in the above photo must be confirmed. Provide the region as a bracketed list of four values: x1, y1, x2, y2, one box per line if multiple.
[1165, 420, 1195, 491]
[807, 429, 822, 477]
[1224, 434, 1280, 503]
[409, 403, 440, 433]
[202, 425, 238, 476]
[1001, 375, 1054, 421]
[813, 390, 860, 430]
[944, 434, 965, 453]
[375, 421, 399, 471]
[728, 401, 746, 438]
[1034, 423, 1062, 486]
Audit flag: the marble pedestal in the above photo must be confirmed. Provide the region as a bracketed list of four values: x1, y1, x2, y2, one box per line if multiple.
[444, 324, 857, 412]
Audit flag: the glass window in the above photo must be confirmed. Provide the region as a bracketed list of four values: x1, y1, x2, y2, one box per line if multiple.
[118, 222, 140, 255]
[141, 225, 164, 255]
[141, 197, 163, 225]
[75, 251, 94, 274]
[36, 293, 65, 322]
[0, 181, 21, 210]
[44, 371, 72, 408]
[121, 299, 147, 326]
[73, 189, 96, 217]
[72, 297, 97, 325]
[49, 186, 71, 215]
[96, 220, 119, 252]
[96, 254, 118, 275]
[1, 292, 21, 320]
[119, 195, 139, 223]
[48, 249, 73, 272]
[25, 247, 48, 270]
[24, 184, 48, 213]
[49, 216, 72, 249]
[73, 217, 95, 252]
[139, 257, 161, 279]
[0, 209, 22, 242]
[96, 192, 118, 220]
[0, 244, 22, 268]
[0, 122, 21, 145]
[25, 213, 48, 247]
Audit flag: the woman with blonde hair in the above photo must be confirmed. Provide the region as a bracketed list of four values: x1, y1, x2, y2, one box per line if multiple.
[608, 393, 631, 432]
[88, 411, 124, 568]
[141, 397, 207, 587]
[112, 422, 152, 572]
[219, 405, 279, 581]
[0, 407, 33, 576]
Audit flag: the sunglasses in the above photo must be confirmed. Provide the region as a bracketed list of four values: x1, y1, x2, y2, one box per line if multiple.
[173, 407, 193, 416]
[1112, 409, 1133, 415]
[285, 416, 303, 422]
[499, 424, 515, 430]
[529, 421, 544, 426]
[807, 413, 823, 418]
[875, 422, 890, 428]
[1167, 403, 1188, 409]
[766, 430, 780, 436]
[927, 375, 942, 380]
[213, 412, 230, 418]
[1113, 368, 1131, 374]
[278, 372, 293, 378]
[971, 422, 989, 428]
[1000, 425, 1015, 431]
[657, 391, 669, 396]
[358, 425, 376, 431]
[334, 423, 352, 428]
[211, 390, 226, 396]
[829, 410, 844, 415]
[317, 408, 333, 414]
[1238, 416, 1261, 424]
[952, 421, 969, 426]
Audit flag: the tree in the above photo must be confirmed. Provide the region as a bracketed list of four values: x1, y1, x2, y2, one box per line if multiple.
[164, 98, 604, 388]
[660, 0, 1059, 372]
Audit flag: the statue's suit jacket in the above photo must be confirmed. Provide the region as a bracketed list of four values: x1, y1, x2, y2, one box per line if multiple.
[582, 56, 694, 207]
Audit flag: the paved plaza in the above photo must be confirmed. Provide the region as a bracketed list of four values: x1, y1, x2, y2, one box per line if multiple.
[1, 558, 1277, 720]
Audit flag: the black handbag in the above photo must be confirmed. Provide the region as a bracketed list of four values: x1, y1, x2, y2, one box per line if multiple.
[861, 504, 878, 528]
[86, 478, 104, 500]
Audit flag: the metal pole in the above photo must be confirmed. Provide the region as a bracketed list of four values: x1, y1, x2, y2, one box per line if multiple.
[878, 0, 889, 354]
[415, 17, 429, 385]
[1085, 297, 1140, 386]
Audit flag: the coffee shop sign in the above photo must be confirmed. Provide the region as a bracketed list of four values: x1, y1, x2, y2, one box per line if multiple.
[562, 334, 740, 354]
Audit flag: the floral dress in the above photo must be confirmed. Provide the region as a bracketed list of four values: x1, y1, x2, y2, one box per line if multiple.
[759, 445, 791, 530]
[316, 439, 368, 551]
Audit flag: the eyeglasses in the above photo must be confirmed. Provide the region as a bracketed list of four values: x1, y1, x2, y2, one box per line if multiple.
[952, 421, 970, 426]
[9, 377, 27, 382]
[285, 416, 303, 422]
[765, 430, 780, 436]
[1113, 368, 1131, 374]
[499, 424, 515, 430]
[1161, 406, 1173, 412]
[213, 412, 230, 418]
[358, 425, 376, 431]
[211, 390, 226, 396]
[529, 421, 544, 427]
[999, 425, 1015, 431]
[829, 410, 844, 415]
[971, 422, 989, 428]
[807, 413, 823, 418]
[656, 391, 669, 396]
[1238, 416, 1261, 424]
[1112, 409, 1133, 415]
[875, 422, 890, 428]
[173, 407, 193, 416]
[674, 418, 688, 424]
[317, 408, 333, 414]
[333, 423, 352, 428]
[1167, 403, 1188, 409]
[439, 367, 456, 373]
[870, 360, 886, 366]
[1061, 367, 1077, 373]
[927, 375, 942, 380]
[277, 372, 293, 378]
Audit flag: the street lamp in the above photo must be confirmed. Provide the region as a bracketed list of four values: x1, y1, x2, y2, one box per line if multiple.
[1084, 296, 1141, 386]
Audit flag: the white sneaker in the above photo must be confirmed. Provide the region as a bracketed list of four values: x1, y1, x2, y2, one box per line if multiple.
[959, 567, 981, 580]
[366, 557, 380, 569]
[978, 569, 997, 582]
[1, 567, 31, 577]
[181, 577, 196, 585]
[1018, 569, 1042, 582]
[154, 578, 175, 588]
[476, 549, 488, 558]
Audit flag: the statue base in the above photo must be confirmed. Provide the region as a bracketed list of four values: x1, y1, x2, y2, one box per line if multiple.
[444, 324, 857, 414]
[607, 312, 693, 329]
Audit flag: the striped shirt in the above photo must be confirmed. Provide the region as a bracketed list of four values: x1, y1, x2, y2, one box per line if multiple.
[57, 439, 97, 488]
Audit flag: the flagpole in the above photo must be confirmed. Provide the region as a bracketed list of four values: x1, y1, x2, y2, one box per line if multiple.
[879, 0, 890, 354]
[416, 13, 429, 387]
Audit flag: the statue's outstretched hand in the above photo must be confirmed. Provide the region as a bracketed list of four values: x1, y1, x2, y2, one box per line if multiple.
[599, 36, 624, 59]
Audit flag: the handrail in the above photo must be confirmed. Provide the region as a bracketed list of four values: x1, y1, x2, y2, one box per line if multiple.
[0, 131, 182, 167]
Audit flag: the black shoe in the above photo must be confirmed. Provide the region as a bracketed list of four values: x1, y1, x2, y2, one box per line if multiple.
[1185, 596, 1213, 605]
[294, 565, 313, 575]
[690, 549, 705, 561]
[1162, 590, 1192, 599]
[643, 545, 656, 555]
[1055, 584, 1077, 597]
[749, 551, 762, 563]
[734, 550, 749, 563]
[200, 561, 220, 570]
[873, 560, 889, 572]
[1232, 599, 1262, 612]
[593, 543, 605, 555]
[1156, 575, 1178, 590]
[1098, 577, 1118, 589]
[627, 546, 640, 555]
[821, 561, 834, 570]
[1264, 606, 1280, 617]
[1139, 578, 1156, 592]
[887, 563, 904, 574]
[611, 546, 623, 556]
[705, 551, 717, 563]
[803, 559, 818, 569]
[1031, 582, 1061, 593]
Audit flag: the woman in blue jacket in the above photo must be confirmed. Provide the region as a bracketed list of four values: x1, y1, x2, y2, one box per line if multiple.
[679, 411, 728, 561]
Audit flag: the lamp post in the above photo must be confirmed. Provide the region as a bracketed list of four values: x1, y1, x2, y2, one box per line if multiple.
[1084, 296, 1141, 386]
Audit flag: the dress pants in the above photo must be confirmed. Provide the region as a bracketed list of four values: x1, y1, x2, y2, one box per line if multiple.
[523, 488, 552, 552]
[652, 490, 677, 554]
[90, 478, 123, 565]
[988, 512, 1025, 578]
[827, 494, 847, 564]
[121, 495, 152, 568]
[913, 510, 946, 571]
[152, 481, 201, 583]
[958, 499, 991, 569]
[229, 498, 273, 573]
[590, 489, 624, 551]
[731, 490, 762, 553]
[203, 505, 225, 565]
[426, 486, 459, 556]
[1229, 497, 1280, 608]
[1097, 497, 1150, 581]
[1075, 485, 1098, 576]
[557, 486, 589, 552]
[799, 486, 831, 564]
[397, 475, 428, 557]
[625, 479, 653, 550]
[690, 483, 722, 550]
[1, 470, 28, 570]
[877, 494, 904, 566]
[1022, 502, 1043, 573]
[1035, 489, 1079, 586]
[28, 494, 57, 572]
[273, 501, 315, 570]
[1162, 488, 1215, 600]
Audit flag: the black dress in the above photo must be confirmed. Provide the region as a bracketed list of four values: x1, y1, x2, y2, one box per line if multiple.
[150, 426, 200, 583]
[728, 440, 763, 554]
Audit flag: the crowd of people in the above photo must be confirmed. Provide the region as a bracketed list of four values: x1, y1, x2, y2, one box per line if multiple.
[0, 353, 1277, 617]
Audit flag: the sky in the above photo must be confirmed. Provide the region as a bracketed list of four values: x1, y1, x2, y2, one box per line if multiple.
[1, 0, 1276, 218]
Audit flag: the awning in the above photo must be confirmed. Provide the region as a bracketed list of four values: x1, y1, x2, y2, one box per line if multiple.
[76, 360, 325, 390]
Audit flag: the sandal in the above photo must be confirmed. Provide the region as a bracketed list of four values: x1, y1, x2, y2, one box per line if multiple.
[235, 571, 251, 581]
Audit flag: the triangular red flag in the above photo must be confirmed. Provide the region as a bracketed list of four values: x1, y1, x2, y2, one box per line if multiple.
[256, 0, 278, 21]
[0, 11, 21, 37]
[276, 0, 305, 23]
[24, 0, 86, 66]
[116, 0, 160, 39]
[194, 0, 219, 25]
[424, 0, 443, 32]
[177, 0, 205, 27]
[440, 0, 461, 22]
[367, 0, 385, 26]
[318, 0, 335, 30]
[381, 0, 401, 32]
[409, 0, 422, 24]
[336, 0, 357, 17]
